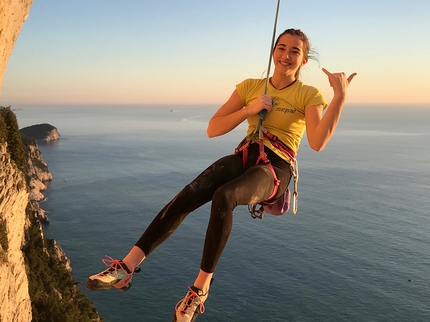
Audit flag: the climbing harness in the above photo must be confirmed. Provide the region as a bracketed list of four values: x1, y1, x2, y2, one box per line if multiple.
[233, 123, 299, 219]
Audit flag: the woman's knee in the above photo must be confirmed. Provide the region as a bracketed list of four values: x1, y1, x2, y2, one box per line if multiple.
[211, 185, 237, 214]
[173, 182, 210, 211]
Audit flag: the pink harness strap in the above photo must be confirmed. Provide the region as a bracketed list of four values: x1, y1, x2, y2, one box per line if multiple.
[234, 139, 250, 171]
[233, 130, 295, 203]
[261, 130, 296, 160]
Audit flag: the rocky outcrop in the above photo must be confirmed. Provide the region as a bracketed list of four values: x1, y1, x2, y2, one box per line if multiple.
[0, 0, 33, 93]
[45, 238, 72, 272]
[21, 134, 52, 223]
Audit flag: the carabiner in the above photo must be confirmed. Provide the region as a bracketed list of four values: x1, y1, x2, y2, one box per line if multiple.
[292, 192, 298, 215]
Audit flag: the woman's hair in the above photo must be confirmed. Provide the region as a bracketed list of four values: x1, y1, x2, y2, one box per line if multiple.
[274, 28, 319, 78]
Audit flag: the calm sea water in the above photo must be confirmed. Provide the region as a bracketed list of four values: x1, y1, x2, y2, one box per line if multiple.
[15, 104, 430, 322]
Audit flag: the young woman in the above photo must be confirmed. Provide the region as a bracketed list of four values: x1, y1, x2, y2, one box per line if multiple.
[86, 28, 356, 322]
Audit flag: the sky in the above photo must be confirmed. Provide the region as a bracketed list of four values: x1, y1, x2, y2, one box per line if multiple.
[0, 0, 429, 106]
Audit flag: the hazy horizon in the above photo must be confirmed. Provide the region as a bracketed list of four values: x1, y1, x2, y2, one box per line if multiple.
[1, 0, 429, 106]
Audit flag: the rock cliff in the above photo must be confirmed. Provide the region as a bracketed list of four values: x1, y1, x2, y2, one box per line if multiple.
[0, 2, 35, 320]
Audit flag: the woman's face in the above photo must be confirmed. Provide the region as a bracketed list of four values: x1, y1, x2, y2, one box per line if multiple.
[272, 34, 308, 76]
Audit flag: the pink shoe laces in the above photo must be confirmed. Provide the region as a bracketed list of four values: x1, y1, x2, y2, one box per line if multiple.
[99, 255, 135, 287]
[175, 286, 206, 316]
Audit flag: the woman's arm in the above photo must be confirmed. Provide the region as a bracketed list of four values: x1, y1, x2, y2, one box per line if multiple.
[305, 68, 357, 151]
[207, 90, 272, 138]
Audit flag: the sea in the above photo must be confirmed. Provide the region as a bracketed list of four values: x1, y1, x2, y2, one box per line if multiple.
[13, 104, 430, 322]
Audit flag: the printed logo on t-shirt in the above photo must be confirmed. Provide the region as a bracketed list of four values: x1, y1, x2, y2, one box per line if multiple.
[273, 96, 296, 114]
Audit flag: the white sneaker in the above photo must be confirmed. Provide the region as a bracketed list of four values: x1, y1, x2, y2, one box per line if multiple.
[86, 255, 139, 291]
[172, 285, 209, 322]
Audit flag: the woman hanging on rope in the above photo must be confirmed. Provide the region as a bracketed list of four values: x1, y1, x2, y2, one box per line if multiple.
[86, 28, 356, 322]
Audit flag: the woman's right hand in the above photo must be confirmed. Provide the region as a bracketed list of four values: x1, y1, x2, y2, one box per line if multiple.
[208, 90, 272, 138]
[246, 94, 273, 115]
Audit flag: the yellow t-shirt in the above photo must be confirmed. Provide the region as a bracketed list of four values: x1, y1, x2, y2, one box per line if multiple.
[236, 78, 327, 158]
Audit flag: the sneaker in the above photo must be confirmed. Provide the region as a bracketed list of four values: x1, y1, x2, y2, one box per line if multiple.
[172, 286, 209, 322]
[86, 255, 140, 292]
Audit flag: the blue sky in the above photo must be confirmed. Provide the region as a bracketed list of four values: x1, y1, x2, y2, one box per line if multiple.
[1, 0, 429, 105]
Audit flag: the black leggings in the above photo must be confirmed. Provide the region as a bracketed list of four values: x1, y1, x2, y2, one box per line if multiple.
[135, 143, 292, 273]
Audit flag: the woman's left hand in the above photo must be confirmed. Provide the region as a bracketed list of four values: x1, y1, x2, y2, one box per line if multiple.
[322, 68, 357, 97]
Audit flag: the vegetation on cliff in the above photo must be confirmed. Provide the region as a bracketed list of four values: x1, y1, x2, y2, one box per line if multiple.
[23, 205, 101, 321]
[0, 106, 23, 263]
[0, 106, 26, 174]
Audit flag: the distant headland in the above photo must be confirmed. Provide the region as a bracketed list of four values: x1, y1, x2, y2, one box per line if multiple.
[19, 123, 60, 142]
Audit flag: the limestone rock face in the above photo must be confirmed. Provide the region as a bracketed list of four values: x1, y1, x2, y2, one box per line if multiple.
[0, 144, 32, 322]
[1, 1, 35, 320]
[0, 0, 34, 93]
[22, 136, 52, 183]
